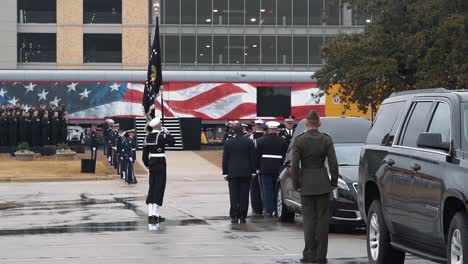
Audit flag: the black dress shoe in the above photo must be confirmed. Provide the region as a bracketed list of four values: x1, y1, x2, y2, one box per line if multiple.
[158, 216, 165, 223]
[148, 216, 158, 224]
[239, 218, 246, 224]
[231, 218, 239, 224]
[317, 259, 327, 264]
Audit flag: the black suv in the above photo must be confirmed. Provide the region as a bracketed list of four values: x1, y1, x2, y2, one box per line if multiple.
[277, 117, 371, 227]
[358, 88, 468, 264]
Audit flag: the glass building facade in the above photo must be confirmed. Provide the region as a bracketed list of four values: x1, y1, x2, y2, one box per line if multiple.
[159, 0, 367, 71]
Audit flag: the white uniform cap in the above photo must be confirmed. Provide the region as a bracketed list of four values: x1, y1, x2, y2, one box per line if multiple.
[266, 121, 280, 129]
[149, 117, 161, 128]
[254, 119, 264, 124]
[108, 119, 115, 124]
[233, 121, 239, 124]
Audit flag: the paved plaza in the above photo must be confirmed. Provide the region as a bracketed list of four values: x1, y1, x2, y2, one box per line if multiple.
[0, 152, 431, 263]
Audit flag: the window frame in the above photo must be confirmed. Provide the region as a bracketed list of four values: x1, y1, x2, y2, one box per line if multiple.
[393, 99, 452, 156]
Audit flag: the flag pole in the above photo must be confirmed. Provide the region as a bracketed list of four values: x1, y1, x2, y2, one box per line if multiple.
[154, 3, 164, 126]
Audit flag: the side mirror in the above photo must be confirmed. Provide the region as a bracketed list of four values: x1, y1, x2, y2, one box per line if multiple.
[417, 133, 450, 152]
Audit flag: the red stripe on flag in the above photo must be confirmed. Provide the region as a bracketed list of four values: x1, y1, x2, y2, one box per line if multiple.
[291, 105, 325, 120]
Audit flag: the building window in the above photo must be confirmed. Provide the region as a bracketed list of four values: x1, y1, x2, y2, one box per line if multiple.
[229, 0, 244, 25]
[277, 0, 292, 26]
[162, 0, 180, 24]
[277, 36, 291, 64]
[165, 35, 180, 63]
[245, 0, 260, 25]
[309, 36, 323, 64]
[309, 0, 323, 25]
[18, 0, 56, 24]
[325, 1, 341, 25]
[83, 0, 122, 24]
[84, 34, 122, 63]
[198, 0, 213, 25]
[17, 33, 56, 63]
[229, 36, 244, 64]
[293, 36, 308, 64]
[198, 36, 213, 64]
[181, 0, 196, 24]
[213, 36, 228, 64]
[262, 36, 276, 64]
[181, 36, 196, 64]
[293, 0, 308, 25]
[245, 36, 260, 64]
[213, 0, 228, 25]
[260, 0, 276, 25]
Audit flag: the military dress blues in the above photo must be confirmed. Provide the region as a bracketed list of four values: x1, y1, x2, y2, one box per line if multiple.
[142, 117, 175, 228]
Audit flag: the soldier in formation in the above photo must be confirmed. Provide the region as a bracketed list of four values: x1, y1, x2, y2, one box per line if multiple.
[0, 103, 69, 152]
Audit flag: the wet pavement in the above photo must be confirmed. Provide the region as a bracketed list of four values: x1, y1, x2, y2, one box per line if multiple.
[0, 152, 433, 263]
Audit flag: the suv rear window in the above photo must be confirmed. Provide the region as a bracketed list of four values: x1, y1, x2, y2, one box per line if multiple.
[366, 101, 405, 145]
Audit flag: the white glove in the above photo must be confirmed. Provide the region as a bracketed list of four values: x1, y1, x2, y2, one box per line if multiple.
[161, 127, 168, 133]
[129, 158, 133, 162]
[113, 147, 117, 150]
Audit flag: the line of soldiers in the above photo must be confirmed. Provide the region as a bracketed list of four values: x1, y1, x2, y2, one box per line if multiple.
[103, 119, 137, 184]
[0, 103, 68, 149]
[223, 117, 296, 217]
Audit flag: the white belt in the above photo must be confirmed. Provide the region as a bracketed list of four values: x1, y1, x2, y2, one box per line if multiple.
[262, 154, 283, 159]
[149, 153, 165, 158]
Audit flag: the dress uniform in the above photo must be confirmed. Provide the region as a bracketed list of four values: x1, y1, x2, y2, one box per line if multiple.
[279, 116, 296, 145]
[105, 120, 115, 162]
[142, 117, 175, 226]
[111, 124, 120, 168]
[0, 113, 8, 147]
[248, 119, 265, 215]
[8, 114, 18, 149]
[116, 129, 124, 175]
[31, 112, 41, 149]
[256, 121, 288, 216]
[121, 130, 137, 184]
[41, 113, 50, 146]
[50, 113, 60, 145]
[291, 111, 339, 264]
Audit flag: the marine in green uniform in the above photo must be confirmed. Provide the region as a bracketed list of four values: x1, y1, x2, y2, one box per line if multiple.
[291, 110, 339, 264]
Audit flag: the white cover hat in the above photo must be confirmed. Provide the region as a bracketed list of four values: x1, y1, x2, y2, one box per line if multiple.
[149, 117, 161, 128]
[254, 119, 265, 124]
[266, 121, 280, 129]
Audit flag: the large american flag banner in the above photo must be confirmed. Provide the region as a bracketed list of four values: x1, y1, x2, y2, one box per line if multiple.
[0, 82, 325, 120]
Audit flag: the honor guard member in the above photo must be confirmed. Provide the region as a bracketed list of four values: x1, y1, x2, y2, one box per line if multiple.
[279, 116, 296, 145]
[143, 117, 176, 227]
[116, 128, 125, 176]
[50, 112, 60, 145]
[111, 123, 120, 169]
[105, 120, 115, 162]
[122, 130, 137, 184]
[248, 119, 265, 216]
[291, 111, 339, 264]
[256, 121, 288, 216]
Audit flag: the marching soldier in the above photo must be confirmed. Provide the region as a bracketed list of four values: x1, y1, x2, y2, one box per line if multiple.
[256, 121, 288, 216]
[142, 117, 175, 227]
[41, 110, 50, 146]
[121, 130, 137, 184]
[291, 111, 339, 264]
[279, 116, 296, 145]
[248, 119, 266, 216]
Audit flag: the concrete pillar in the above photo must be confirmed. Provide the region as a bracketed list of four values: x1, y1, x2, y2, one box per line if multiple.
[122, 0, 149, 70]
[57, 0, 83, 69]
[0, 0, 17, 69]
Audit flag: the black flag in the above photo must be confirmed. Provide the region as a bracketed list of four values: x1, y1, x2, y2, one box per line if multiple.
[143, 16, 163, 120]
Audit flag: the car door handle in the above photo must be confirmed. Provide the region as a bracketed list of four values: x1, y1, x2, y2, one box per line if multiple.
[410, 163, 421, 172]
[384, 159, 395, 166]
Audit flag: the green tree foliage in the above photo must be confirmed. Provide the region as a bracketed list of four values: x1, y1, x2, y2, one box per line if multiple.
[316, 0, 468, 112]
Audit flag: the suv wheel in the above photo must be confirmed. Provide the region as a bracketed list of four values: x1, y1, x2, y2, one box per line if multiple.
[277, 186, 295, 223]
[367, 200, 405, 264]
[447, 212, 468, 264]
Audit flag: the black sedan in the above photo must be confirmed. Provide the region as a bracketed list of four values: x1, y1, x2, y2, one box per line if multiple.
[276, 117, 371, 227]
